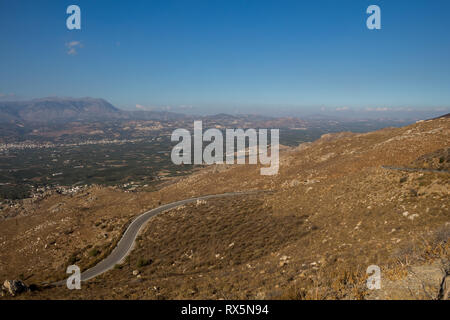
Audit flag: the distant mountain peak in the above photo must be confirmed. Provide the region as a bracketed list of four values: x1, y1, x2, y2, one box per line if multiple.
[0, 97, 187, 123]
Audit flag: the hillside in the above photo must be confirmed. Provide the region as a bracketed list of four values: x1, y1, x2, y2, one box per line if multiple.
[0, 116, 448, 299]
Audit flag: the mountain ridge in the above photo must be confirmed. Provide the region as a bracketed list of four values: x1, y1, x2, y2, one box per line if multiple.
[0, 97, 186, 123]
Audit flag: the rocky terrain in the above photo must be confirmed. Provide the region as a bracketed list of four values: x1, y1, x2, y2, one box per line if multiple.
[0, 116, 448, 299]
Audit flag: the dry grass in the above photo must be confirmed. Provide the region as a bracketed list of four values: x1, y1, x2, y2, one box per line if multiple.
[1, 117, 448, 299]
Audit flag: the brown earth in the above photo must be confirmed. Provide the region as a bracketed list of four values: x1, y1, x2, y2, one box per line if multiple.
[0, 117, 449, 299]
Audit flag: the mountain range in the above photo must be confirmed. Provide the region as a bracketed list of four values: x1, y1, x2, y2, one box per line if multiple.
[0, 97, 186, 123]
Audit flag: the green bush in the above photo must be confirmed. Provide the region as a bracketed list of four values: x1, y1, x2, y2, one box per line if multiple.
[88, 248, 100, 257]
[67, 253, 79, 265]
[137, 258, 152, 268]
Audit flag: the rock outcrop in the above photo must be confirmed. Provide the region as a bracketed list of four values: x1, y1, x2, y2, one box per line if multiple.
[366, 260, 449, 300]
[2, 280, 28, 296]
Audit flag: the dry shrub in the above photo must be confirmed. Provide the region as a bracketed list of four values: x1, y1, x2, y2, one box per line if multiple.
[281, 264, 368, 300]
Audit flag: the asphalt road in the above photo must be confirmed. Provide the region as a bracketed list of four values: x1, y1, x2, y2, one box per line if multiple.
[72, 191, 260, 282]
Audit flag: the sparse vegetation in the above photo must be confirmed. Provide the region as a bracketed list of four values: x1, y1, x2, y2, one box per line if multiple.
[67, 253, 79, 266]
[136, 258, 152, 268]
[88, 248, 100, 257]
[1, 116, 448, 299]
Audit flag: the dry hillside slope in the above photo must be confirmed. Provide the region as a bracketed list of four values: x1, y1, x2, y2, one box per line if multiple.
[1, 117, 449, 299]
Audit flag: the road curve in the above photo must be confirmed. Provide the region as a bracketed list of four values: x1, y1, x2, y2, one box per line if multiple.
[59, 191, 261, 284]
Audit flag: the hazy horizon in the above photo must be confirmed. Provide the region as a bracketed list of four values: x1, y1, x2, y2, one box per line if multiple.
[0, 95, 448, 120]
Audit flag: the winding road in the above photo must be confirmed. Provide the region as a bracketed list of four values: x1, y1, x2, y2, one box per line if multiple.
[58, 191, 261, 284]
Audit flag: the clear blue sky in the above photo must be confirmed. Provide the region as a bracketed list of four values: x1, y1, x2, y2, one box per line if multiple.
[1, 0, 449, 117]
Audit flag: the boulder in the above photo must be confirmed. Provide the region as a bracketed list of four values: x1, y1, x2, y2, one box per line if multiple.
[2, 280, 28, 296]
[440, 275, 450, 300]
[366, 261, 448, 300]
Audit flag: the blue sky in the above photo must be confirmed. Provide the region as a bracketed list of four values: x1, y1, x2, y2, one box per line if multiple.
[1, 0, 449, 117]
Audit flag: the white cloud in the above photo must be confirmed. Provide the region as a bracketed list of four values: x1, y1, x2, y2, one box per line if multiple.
[136, 104, 156, 111]
[0, 94, 19, 102]
[136, 104, 175, 112]
[66, 41, 83, 55]
[0, 93, 15, 98]
[335, 106, 349, 111]
[365, 107, 391, 112]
